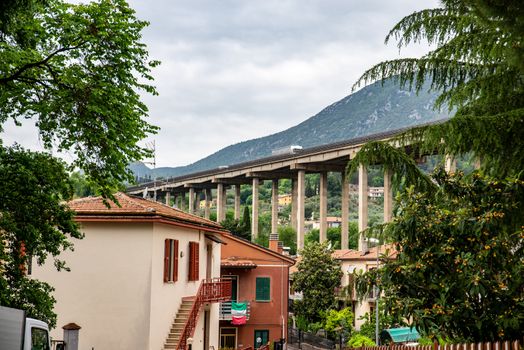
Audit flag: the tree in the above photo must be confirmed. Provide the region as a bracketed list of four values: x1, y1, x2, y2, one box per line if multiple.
[0, 146, 83, 326]
[0, 0, 157, 324]
[348, 0, 524, 342]
[221, 207, 251, 241]
[293, 241, 342, 324]
[278, 226, 296, 255]
[324, 307, 354, 341]
[357, 170, 524, 341]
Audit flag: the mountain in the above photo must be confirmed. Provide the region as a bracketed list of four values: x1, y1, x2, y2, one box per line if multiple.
[129, 78, 450, 179]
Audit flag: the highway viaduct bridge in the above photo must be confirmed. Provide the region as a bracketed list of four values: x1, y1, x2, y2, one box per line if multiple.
[127, 123, 454, 252]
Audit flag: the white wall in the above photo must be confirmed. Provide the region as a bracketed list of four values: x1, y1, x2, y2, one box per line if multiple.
[149, 224, 222, 350]
[340, 260, 376, 330]
[32, 222, 154, 350]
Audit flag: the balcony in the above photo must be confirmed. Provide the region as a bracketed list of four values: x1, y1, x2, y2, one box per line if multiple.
[200, 278, 232, 303]
[219, 301, 251, 321]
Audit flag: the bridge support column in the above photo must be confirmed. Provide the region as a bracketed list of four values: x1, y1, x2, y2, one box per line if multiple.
[384, 169, 393, 223]
[165, 191, 171, 207]
[445, 154, 457, 173]
[341, 171, 349, 250]
[204, 189, 211, 220]
[251, 178, 259, 241]
[188, 187, 195, 214]
[180, 192, 186, 211]
[297, 170, 306, 253]
[234, 185, 241, 220]
[216, 184, 225, 223]
[319, 172, 328, 242]
[271, 179, 279, 235]
[358, 164, 368, 251]
[291, 177, 298, 232]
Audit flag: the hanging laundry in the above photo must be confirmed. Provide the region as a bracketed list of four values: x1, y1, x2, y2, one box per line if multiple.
[231, 302, 247, 316]
[231, 315, 247, 325]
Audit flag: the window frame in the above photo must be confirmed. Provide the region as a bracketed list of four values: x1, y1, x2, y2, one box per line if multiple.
[163, 239, 179, 283]
[255, 276, 271, 302]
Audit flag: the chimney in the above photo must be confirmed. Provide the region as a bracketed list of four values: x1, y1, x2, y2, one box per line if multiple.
[269, 233, 283, 254]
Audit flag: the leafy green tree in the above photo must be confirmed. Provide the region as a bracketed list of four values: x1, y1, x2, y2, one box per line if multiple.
[356, 170, 524, 341]
[347, 334, 376, 348]
[0, 146, 83, 326]
[277, 226, 296, 255]
[0, 0, 157, 324]
[324, 307, 354, 340]
[221, 208, 251, 241]
[348, 0, 524, 342]
[293, 242, 342, 324]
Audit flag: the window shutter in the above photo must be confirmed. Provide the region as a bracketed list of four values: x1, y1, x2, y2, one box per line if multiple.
[163, 239, 170, 282]
[194, 242, 199, 281]
[189, 242, 200, 281]
[256, 277, 270, 301]
[173, 240, 179, 282]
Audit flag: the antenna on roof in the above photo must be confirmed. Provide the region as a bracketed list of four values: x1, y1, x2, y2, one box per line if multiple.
[143, 140, 157, 201]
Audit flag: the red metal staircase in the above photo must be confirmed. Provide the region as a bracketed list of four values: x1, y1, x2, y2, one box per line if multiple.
[176, 278, 232, 350]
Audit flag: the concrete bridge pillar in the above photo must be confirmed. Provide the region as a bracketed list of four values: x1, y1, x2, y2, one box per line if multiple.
[271, 179, 279, 235]
[204, 188, 211, 220]
[216, 183, 225, 223]
[234, 185, 241, 220]
[291, 176, 298, 232]
[296, 170, 306, 253]
[188, 187, 195, 214]
[341, 171, 350, 250]
[384, 169, 393, 223]
[445, 154, 457, 173]
[179, 192, 186, 211]
[251, 178, 259, 241]
[319, 172, 328, 242]
[358, 164, 368, 251]
[165, 191, 171, 207]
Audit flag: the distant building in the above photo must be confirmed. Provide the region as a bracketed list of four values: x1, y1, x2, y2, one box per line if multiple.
[368, 186, 384, 198]
[333, 245, 397, 330]
[311, 216, 343, 229]
[278, 194, 292, 207]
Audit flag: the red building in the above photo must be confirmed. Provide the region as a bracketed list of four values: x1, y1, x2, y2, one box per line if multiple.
[219, 234, 295, 349]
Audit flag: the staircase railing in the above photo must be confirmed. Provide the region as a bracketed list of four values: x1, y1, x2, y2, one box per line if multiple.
[177, 278, 232, 350]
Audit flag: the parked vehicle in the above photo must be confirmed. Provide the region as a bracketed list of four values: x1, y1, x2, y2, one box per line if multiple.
[0, 305, 51, 350]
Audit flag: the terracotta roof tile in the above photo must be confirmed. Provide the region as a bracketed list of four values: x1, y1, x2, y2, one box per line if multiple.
[333, 244, 397, 260]
[69, 192, 223, 230]
[221, 256, 257, 268]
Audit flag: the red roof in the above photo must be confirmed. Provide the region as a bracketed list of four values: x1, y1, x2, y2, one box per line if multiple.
[221, 256, 257, 268]
[333, 244, 397, 260]
[69, 192, 224, 232]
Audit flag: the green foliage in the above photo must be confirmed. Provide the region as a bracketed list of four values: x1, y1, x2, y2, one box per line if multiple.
[350, 1, 524, 342]
[324, 307, 354, 340]
[356, 170, 524, 341]
[352, 1, 524, 179]
[278, 226, 296, 255]
[347, 334, 376, 348]
[293, 242, 342, 324]
[221, 207, 251, 241]
[0, 146, 83, 326]
[0, 0, 157, 325]
[0, 0, 159, 197]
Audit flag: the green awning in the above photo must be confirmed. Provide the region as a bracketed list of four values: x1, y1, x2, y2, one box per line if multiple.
[383, 327, 420, 343]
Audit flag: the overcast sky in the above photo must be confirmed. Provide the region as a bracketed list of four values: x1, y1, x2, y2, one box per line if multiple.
[2, 0, 439, 168]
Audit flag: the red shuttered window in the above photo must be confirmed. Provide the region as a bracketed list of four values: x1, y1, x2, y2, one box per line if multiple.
[163, 239, 178, 283]
[188, 241, 199, 281]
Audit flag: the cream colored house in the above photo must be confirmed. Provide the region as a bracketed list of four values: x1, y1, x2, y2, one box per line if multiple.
[32, 193, 231, 350]
[333, 245, 396, 330]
